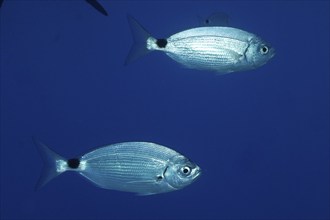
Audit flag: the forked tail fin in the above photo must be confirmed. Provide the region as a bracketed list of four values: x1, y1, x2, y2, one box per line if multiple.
[33, 138, 67, 190]
[125, 15, 154, 65]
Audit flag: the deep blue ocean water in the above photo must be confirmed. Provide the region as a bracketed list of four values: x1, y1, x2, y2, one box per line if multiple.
[1, 1, 329, 219]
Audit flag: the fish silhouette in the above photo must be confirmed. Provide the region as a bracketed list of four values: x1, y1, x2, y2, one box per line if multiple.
[0, 0, 108, 16]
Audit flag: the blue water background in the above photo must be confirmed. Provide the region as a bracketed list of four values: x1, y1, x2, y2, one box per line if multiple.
[1, 1, 329, 219]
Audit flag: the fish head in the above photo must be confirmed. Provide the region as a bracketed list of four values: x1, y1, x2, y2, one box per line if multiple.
[246, 37, 275, 69]
[164, 155, 201, 190]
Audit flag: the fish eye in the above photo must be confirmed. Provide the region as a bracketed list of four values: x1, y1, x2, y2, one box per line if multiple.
[181, 166, 191, 175]
[260, 46, 269, 54]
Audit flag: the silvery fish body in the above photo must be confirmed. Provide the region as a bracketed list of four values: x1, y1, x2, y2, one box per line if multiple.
[35, 140, 201, 195]
[126, 16, 275, 73]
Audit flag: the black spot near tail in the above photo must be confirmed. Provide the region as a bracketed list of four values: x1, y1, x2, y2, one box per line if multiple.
[67, 158, 80, 169]
[156, 39, 167, 48]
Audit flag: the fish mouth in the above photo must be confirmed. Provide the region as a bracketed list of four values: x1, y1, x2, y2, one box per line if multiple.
[193, 167, 202, 180]
[269, 48, 276, 58]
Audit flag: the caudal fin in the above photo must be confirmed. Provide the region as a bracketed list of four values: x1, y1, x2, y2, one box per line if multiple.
[33, 138, 67, 190]
[125, 15, 153, 65]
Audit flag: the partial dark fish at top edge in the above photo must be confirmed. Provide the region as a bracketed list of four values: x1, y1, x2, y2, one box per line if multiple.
[85, 0, 108, 16]
[0, 0, 108, 15]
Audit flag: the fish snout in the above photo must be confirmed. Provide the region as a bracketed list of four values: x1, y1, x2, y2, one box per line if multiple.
[193, 166, 202, 179]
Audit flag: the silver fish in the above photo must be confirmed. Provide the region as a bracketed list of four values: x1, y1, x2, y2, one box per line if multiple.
[126, 16, 275, 74]
[35, 139, 201, 195]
